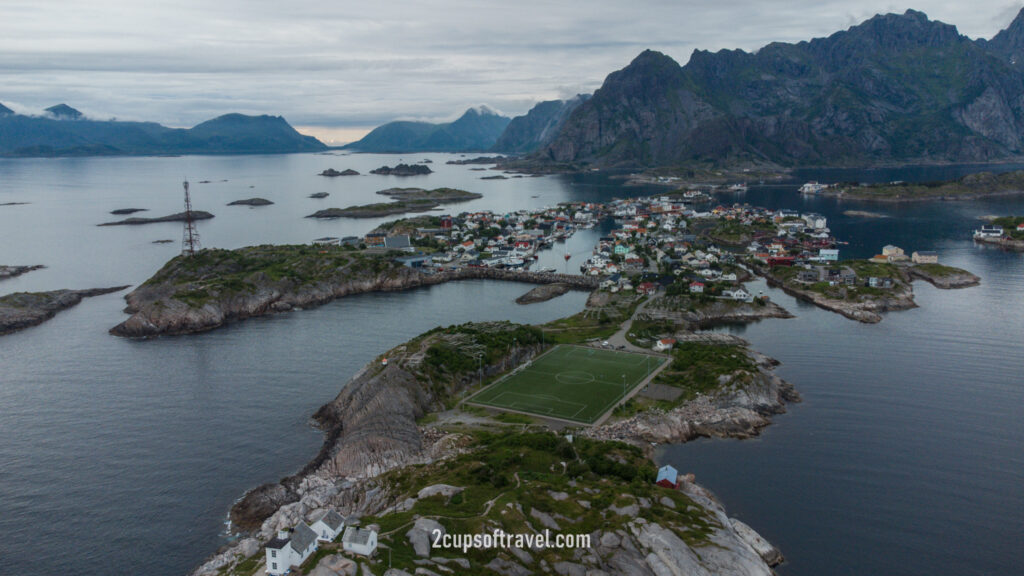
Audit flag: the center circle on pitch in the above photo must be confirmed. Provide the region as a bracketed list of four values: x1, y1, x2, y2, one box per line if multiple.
[556, 371, 596, 385]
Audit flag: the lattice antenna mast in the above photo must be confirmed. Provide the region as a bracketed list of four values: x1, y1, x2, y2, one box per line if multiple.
[182, 179, 201, 256]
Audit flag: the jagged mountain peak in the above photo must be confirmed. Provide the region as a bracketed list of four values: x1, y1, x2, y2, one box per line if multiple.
[542, 7, 1024, 169]
[987, 6, 1024, 65]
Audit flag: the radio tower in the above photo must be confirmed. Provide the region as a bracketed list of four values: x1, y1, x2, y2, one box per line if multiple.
[181, 179, 201, 256]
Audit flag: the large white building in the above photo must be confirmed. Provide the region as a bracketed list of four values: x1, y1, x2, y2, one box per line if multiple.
[266, 523, 319, 575]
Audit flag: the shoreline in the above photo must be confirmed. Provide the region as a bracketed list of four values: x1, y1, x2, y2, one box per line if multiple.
[191, 321, 795, 576]
[111, 264, 600, 337]
[974, 235, 1024, 251]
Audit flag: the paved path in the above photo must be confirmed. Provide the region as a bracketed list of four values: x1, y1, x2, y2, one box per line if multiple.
[605, 292, 663, 352]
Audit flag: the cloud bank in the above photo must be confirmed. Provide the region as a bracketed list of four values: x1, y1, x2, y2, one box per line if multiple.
[1, 1, 1020, 142]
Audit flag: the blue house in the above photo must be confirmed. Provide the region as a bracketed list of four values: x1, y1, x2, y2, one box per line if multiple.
[656, 464, 679, 489]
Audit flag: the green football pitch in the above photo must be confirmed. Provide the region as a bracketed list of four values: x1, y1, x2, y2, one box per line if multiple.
[467, 344, 667, 424]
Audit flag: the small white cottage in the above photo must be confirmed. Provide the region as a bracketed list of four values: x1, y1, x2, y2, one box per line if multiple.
[342, 526, 379, 557]
[310, 509, 345, 542]
[266, 522, 318, 575]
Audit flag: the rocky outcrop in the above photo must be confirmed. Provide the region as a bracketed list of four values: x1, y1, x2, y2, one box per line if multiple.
[0, 286, 129, 335]
[319, 168, 359, 177]
[515, 282, 571, 304]
[586, 353, 799, 444]
[369, 164, 433, 176]
[643, 298, 793, 328]
[97, 211, 214, 226]
[758, 267, 916, 323]
[111, 254, 599, 337]
[227, 198, 273, 206]
[0, 264, 44, 281]
[905, 266, 981, 288]
[110, 208, 148, 215]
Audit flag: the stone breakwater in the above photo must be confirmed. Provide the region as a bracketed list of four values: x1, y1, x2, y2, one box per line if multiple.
[110, 266, 600, 337]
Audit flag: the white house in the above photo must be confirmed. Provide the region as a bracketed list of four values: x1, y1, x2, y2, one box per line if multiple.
[689, 281, 704, 294]
[342, 526, 378, 557]
[722, 288, 751, 301]
[266, 523, 319, 576]
[311, 510, 346, 542]
[653, 338, 676, 352]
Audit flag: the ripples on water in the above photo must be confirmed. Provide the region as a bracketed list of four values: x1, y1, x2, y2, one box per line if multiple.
[1, 155, 1022, 575]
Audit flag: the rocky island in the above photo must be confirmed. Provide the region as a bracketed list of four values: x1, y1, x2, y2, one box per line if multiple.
[308, 192, 329, 199]
[98, 211, 214, 226]
[109, 246, 595, 337]
[306, 187, 481, 219]
[1, 286, 129, 335]
[319, 168, 360, 177]
[826, 171, 1024, 202]
[194, 318, 793, 576]
[369, 163, 433, 176]
[110, 208, 148, 215]
[515, 282, 571, 304]
[758, 260, 979, 323]
[0, 264, 45, 281]
[227, 198, 274, 206]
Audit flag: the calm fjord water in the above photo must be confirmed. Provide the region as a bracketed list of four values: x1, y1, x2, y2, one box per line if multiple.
[0, 154, 1021, 575]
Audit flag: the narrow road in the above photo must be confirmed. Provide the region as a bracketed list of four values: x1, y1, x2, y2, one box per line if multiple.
[605, 292, 663, 352]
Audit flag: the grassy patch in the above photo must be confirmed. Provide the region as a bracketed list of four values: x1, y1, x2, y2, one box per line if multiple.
[654, 342, 756, 400]
[467, 345, 666, 424]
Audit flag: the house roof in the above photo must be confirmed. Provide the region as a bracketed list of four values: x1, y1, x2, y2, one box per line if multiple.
[315, 509, 345, 531]
[344, 526, 375, 546]
[656, 464, 678, 484]
[266, 535, 290, 550]
[290, 522, 318, 553]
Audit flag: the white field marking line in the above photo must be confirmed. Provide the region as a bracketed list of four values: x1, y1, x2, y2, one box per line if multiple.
[492, 391, 587, 415]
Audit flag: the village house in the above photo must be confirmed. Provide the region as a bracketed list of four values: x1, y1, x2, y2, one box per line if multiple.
[653, 338, 676, 352]
[689, 281, 705, 294]
[310, 510, 346, 542]
[266, 523, 319, 576]
[656, 464, 679, 489]
[342, 526, 379, 557]
[722, 287, 751, 301]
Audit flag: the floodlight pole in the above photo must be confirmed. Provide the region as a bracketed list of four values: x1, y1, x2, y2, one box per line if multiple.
[622, 373, 626, 399]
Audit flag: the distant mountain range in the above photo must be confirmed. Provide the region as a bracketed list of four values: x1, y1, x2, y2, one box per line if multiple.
[343, 107, 511, 153]
[0, 104, 326, 157]
[539, 8, 1024, 169]
[490, 95, 589, 154]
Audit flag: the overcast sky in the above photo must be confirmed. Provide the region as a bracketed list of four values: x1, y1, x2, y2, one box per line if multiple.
[1, 0, 1022, 143]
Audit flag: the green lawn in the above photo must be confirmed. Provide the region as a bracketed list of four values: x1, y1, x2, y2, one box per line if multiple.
[467, 345, 666, 424]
